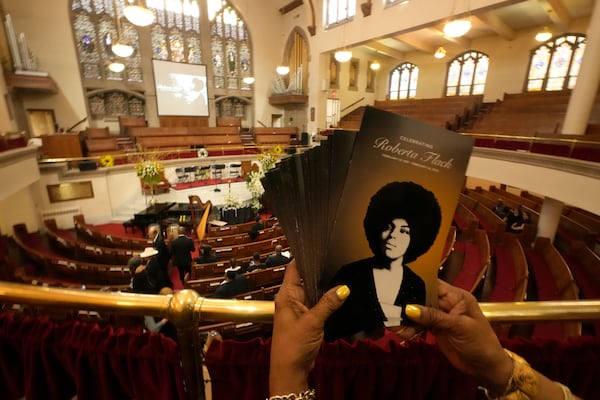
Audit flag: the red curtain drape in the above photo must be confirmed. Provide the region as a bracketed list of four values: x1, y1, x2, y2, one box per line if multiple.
[205, 331, 600, 400]
[0, 312, 186, 400]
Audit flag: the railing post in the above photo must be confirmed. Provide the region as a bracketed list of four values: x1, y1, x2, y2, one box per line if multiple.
[169, 289, 205, 400]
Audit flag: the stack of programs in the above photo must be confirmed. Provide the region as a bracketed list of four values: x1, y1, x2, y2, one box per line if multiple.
[262, 106, 474, 340]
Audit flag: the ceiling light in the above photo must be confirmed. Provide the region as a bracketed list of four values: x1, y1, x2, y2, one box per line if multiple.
[443, 19, 472, 38]
[124, 3, 156, 27]
[334, 50, 352, 63]
[370, 61, 381, 71]
[434, 47, 447, 59]
[242, 76, 255, 84]
[535, 28, 552, 42]
[108, 62, 125, 72]
[112, 41, 134, 57]
[276, 66, 290, 75]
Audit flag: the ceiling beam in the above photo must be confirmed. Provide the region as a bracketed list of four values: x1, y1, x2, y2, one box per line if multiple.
[393, 35, 436, 54]
[279, 0, 303, 15]
[363, 41, 405, 60]
[428, 27, 471, 49]
[474, 13, 516, 41]
[538, 0, 571, 30]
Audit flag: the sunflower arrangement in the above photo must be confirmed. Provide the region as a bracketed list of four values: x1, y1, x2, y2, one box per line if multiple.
[99, 154, 114, 168]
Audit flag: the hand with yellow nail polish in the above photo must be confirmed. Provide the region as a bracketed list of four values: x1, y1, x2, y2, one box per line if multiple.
[270, 260, 349, 397]
[400, 279, 513, 395]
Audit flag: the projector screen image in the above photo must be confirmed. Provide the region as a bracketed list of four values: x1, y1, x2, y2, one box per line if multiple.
[152, 59, 209, 117]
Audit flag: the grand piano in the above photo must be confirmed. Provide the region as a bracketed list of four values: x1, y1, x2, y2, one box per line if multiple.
[133, 202, 175, 234]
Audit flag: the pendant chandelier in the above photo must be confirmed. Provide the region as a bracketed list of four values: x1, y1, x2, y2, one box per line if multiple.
[124, 1, 155, 27]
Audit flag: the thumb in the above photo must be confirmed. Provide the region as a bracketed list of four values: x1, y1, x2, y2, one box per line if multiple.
[308, 285, 350, 326]
[405, 304, 456, 331]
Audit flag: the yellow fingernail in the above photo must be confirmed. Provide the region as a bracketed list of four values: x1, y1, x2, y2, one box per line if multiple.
[336, 285, 350, 300]
[405, 304, 421, 319]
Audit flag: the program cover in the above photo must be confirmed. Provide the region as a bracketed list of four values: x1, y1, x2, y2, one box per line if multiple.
[323, 106, 473, 340]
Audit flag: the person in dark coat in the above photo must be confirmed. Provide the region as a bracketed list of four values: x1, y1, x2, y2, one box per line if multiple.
[211, 267, 251, 298]
[170, 226, 195, 283]
[265, 245, 290, 268]
[325, 181, 442, 341]
[195, 244, 219, 264]
[248, 215, 264, 241]
[148, 224, 172, 287]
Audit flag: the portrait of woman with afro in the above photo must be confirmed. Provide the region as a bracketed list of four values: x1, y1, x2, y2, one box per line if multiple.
[325, 181, 442, 341]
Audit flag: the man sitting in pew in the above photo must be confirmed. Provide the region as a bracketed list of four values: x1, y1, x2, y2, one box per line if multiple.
[492, 199, 509, 219]
[195, 244, 218, 264]
[211, 267, 251, 299]
[265, 245, 291, 268]
[247, 252, 263, 272]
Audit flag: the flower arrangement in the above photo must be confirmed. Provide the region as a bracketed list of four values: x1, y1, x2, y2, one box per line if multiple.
[135, 159, 163, 186]
[246, 146, 281, 211]
[99, 154, 114, 168]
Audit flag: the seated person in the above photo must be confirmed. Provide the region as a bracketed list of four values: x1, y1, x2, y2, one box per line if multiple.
[265, 245, 290, 268]
[504, 205, 529, 233]
[143, 287, 178, 342]
[248, 215, 264, 241]
[229, 257, 246, 273]
[492, 199, 508, 218]
[211, 267, 251, 298]
[195, 244, 219, 264]
[247, 252, 263, 272]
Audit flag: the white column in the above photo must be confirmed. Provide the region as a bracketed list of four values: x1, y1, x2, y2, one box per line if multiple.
[536, 197, 563, 242]
[562, 0, 600, 135]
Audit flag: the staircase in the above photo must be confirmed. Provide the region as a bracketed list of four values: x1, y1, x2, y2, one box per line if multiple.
[240, 128, 255, 146]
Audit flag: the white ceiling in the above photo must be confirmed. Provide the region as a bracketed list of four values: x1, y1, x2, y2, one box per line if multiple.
[273, 0, 596, 58]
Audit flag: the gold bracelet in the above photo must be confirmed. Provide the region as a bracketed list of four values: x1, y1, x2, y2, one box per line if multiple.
[481, 349, 541, 400]
[268, 389, 316, 400]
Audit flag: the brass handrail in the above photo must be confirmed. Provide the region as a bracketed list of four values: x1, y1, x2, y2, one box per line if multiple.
[2, 281, 600, 399]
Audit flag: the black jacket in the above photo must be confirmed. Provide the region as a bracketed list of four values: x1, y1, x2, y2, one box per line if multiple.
[324, 257, 426, 341]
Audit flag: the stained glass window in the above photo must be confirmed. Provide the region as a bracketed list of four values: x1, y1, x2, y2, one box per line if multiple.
[210, 3, 252, 91]
[445, 51, 489, 96]
[389, 63, 418, 100]
[148, 0, 202, 64]
[526, 34, 586, 92]
[325, 0, 356, 26]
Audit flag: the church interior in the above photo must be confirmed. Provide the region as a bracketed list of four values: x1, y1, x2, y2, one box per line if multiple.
[1, 0, 600, 399]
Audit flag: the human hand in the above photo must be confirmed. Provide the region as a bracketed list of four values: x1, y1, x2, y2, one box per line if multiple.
[269, 260, 350, 396]
[398, 279, 513, 395]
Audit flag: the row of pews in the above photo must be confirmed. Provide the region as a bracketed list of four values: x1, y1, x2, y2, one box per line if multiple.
[334, 91, 600, 162]
[83, 125, 302, 159]
[446, 184, 600, 339]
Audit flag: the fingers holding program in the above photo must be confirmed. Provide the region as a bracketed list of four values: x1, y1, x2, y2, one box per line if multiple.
[269, 261, 350, 397]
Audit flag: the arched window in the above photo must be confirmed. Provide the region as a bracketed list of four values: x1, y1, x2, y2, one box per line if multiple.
[388, 62, 418, 100]
[71, 0, 143, 82]
[209, 2, 252, 90]
[147, 0, 202, 64]
[526, 33, 586, 91]
[445, 51, 489, 96]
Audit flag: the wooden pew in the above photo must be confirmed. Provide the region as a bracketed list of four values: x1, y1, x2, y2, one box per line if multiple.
[74, 214, 152, 250]
[186, 264, 286, 296]
[252, 127, 299, 146]
[450, 229, 490, 293]
[13, 224, 131, 285]
[85, 137, 122, 157]
[212, 235, 289, 260]
[45, 219, 137, 265]
[206, 217, 278, 237]
[203, 225, 283, 248]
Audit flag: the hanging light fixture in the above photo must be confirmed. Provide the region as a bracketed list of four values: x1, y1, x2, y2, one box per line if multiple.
[108, 62, 125, 72]
[434, 46, 447, 59]
[443, 19, 471, 38]
[124, 0, 155, 27]
[334, 50, 352, 63]
[276, 65, 290, 75]
[370, 61, 381, 71]
[535, 27, 552, 42]
[112, 0, 134, 57]
[242, 76, 255, 84]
